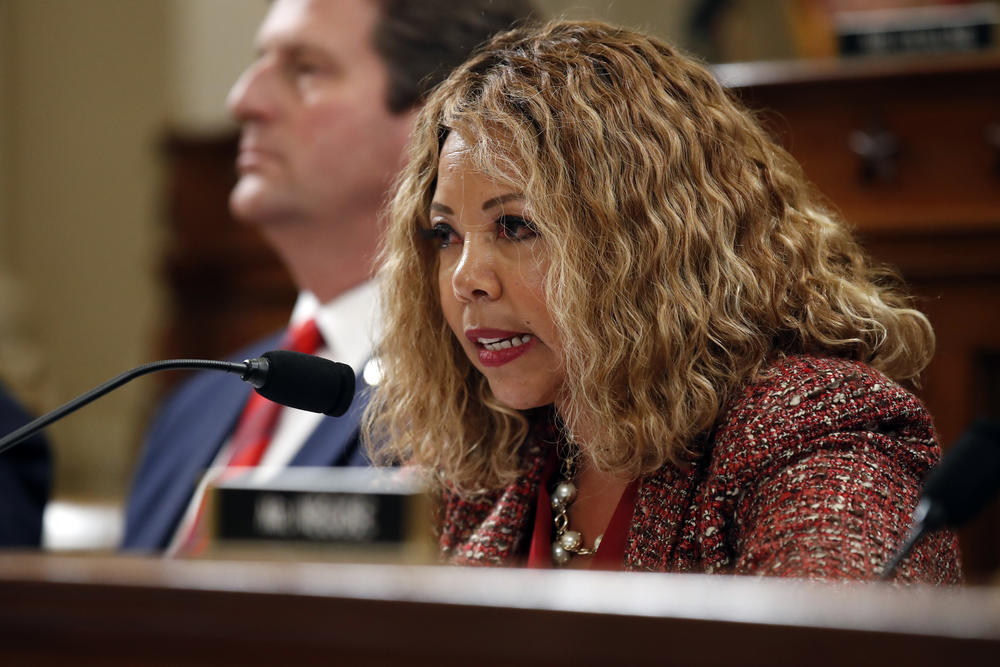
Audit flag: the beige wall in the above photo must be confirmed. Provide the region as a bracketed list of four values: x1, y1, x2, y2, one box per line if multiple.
[0, 1, 11, 268]
[0, 0, 271, 502]
[159, 0, 690, 133]
[167, 0, 267, 132]
[160, 1, 795, 131]
[2, 0, 169, 498]
[541, 0, 693, 43]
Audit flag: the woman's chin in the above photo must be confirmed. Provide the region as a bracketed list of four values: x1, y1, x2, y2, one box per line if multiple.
[488, 383, 558, 412]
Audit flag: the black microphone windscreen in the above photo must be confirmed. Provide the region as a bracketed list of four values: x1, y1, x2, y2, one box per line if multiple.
[255, 351, 355, 417]
[923, 419, 1000, 528]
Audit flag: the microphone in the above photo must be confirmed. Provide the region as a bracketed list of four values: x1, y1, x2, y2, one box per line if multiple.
[0, 351, 355, 456]
[880, 419, 1000, 580]
[251, 351, 355, 416]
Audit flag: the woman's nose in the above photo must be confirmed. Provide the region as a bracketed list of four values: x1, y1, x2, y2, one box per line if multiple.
[451, 234, 502, 303]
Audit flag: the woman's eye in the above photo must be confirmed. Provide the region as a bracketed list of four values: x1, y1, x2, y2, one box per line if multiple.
[418, 223, 460, 249]
[497, 215, 538, 242]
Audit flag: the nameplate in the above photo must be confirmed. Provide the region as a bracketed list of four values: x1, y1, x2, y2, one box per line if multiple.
[836, 3, 997, 56]
[206, 467, 433, 562]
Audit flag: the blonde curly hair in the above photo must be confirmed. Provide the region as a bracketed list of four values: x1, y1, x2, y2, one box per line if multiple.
[364, 20, 934, 493]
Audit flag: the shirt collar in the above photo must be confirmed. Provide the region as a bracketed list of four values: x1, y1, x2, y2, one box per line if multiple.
[289, 282, 378, 375]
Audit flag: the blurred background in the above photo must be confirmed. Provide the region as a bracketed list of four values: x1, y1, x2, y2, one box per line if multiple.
[1, 0, 998, 576]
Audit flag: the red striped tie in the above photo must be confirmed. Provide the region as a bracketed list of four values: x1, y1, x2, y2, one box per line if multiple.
[172, 318, 323, 556]
[226, 318, 323, 467]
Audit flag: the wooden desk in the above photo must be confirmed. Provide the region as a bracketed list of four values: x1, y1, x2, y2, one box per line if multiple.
[0, 554, 997, 666]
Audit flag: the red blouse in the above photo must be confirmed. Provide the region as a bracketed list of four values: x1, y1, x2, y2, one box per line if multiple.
[526, 449, 640, 570]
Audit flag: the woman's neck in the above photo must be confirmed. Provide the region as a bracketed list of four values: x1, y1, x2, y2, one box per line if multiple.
[557, 440, 631, 569]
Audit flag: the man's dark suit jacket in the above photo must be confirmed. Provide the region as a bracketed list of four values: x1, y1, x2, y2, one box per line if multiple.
[122, 335, 370, 552]
[0, 383, 52, 547]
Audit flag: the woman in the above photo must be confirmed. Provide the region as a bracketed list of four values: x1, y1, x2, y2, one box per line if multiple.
[365, 20, 961, 581]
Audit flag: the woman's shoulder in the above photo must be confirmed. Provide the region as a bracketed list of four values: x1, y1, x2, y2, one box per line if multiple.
[707, 353, 938, 476]
[731, 353, 931, 424]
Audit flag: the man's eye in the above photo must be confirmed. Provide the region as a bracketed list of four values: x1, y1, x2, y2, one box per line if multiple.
[292, 60, 321, 76]
[418, 223, 460, 249]
[498, 215, 538, 241]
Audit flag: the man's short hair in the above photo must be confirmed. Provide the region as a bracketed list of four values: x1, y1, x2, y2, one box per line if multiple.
[372, 0, 537, 113]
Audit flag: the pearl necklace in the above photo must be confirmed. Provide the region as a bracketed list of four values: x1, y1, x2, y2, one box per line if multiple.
[550, 447, 603, 567]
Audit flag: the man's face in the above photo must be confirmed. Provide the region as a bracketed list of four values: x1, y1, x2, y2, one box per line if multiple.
[227, 0, 413, 228]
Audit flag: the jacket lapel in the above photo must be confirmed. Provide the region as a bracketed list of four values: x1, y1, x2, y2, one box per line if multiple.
[625, 458, 704, 571]
[125, 374, 252, 550]
[445, 442, 549, 566]
[289, 367, 370, 467]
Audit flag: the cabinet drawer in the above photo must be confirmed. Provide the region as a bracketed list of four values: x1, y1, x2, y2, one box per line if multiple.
[721, 56, 1000, 233]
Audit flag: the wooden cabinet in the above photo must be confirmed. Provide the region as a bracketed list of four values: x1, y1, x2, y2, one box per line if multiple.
[719, 54, 1000, 581]
[719, 56, 1000, 233]
[718, 54, 1000, 438]
[157, 133, 296, 389]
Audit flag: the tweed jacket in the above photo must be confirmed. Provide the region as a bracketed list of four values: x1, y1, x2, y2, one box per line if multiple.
[439, 354, 962, 582]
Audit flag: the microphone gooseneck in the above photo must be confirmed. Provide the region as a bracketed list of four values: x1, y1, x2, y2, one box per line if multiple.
[0, 354, 356, 455]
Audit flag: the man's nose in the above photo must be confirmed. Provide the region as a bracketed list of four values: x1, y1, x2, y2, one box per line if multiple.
[226, 58, 277, 123]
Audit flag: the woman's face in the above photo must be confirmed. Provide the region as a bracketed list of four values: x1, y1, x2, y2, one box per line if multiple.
[429, 132, 564, 411]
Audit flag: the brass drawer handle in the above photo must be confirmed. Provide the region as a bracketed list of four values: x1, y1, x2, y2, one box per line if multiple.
[986, 123, 1000, 176]
[849, 124, 901, 185]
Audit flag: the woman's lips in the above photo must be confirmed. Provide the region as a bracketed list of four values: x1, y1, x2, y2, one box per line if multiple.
[465, 328, 537, 367]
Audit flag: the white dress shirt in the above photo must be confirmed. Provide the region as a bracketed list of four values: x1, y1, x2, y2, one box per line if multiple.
[166, 282, 378, 555]
[257, 282, 379, 469]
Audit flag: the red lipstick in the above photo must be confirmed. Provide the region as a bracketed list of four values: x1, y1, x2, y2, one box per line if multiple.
[465, 328, 537, 367]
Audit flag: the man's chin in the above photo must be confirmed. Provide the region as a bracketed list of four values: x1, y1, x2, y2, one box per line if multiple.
[229, 179, 293, 225]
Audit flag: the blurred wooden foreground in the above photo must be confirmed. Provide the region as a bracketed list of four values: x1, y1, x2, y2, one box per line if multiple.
[0, 554, 998, 666]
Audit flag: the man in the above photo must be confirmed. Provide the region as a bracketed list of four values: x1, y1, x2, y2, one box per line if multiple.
[0, 384, 51, 547]
[123, 0, 535, 552]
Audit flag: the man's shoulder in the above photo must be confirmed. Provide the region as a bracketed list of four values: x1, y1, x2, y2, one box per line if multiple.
[157, 333, 283, 413]
[144, 332, 283, 445]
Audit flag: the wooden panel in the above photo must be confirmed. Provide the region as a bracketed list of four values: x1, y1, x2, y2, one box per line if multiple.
[723, 54, 1000, 582]
[725, 55, 1000, 233]
[0, 555, 997, 666]
[157, 133, 296, 390]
